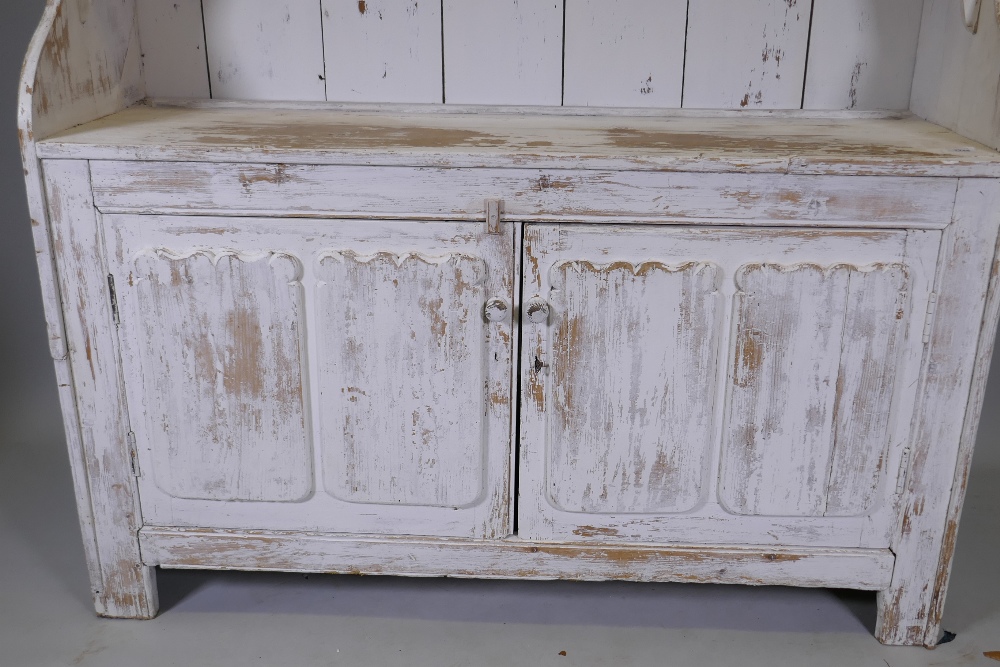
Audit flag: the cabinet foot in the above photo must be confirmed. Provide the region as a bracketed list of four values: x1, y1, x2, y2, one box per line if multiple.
[92, 565, 159, 620]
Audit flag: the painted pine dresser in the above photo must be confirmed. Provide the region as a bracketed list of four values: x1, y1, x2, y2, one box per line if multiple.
[18, 0, 1000, 646]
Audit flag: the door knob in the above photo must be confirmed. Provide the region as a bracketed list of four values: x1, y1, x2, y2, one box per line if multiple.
[525, 296, 550, 324]
[484, 297, 511, 322]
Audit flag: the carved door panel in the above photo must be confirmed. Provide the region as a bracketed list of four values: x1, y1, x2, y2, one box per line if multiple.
[519, 224, 940, 548]
[104, 215, 514, 539]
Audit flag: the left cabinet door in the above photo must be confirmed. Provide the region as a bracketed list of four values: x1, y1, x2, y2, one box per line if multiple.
[103, 215, 515, 539]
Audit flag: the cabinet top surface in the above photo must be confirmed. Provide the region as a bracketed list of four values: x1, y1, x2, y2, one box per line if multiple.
[34, 101, 1000, 176]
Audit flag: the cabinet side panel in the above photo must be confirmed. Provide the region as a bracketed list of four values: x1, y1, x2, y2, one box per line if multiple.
[562, 0, 686, 108]
[547, 261, 722, 514]
[317, 251, 489, 508]
[202, 0, 327, 101]
[682, 0, 811, 109]
[323, 0, 443, 103]
[122, 250, 312, 502]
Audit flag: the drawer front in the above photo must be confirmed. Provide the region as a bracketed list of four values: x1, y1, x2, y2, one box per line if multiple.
[89, 161, 958, 228]
[518, 224, 940, 548]
[103, 214, 514, 539]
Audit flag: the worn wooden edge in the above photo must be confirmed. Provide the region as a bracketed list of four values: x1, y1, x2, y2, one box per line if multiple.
[34, 144, 1000, 179]
[875, 179, 1000, 646]
[138, 528, 895, 590]
[921, 193, 1000, 644]
[18, 0, 67, 361]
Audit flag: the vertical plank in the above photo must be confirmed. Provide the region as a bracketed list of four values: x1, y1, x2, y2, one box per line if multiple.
[203, 0, 327, 101]
[547, 261, 721, 514]
[136, 0, 211, 99]
[563, 0, 687, 108]
[877, 180, 1000, 645]
[803, 0, 923, 110]
[443, 0, 563, 105]
[323, 0, 442, 103]
[44, 159, 157, 619]
[909, 0, 1000, 151]
[122, 251, 312, 502]
[683, 0, 812, 109]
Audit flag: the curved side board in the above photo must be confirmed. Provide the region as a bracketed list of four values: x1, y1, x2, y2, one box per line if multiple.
[18, 0, 155, 619]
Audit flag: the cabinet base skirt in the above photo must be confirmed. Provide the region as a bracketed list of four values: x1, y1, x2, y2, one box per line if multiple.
[139, 527, 894, 590]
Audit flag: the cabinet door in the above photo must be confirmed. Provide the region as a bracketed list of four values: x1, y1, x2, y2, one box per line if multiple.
[519, 224, 939, 548]
[104, 215, 514, 539]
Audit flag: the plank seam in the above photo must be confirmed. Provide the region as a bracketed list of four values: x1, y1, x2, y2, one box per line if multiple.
[800, 0, 817, 110]
[199, 0, 213, 99]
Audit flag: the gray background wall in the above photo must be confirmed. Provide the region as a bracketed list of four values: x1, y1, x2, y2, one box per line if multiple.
[2, 3, 998, 665]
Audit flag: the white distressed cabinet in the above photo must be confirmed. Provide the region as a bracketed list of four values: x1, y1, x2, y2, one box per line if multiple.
[19, 0, 1000, 647]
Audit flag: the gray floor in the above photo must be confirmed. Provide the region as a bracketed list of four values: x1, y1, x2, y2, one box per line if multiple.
[3, 2, 1000, 665]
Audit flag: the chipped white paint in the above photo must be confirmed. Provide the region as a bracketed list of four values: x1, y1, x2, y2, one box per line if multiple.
[20, 0, 1000, 647]
[563, 0, 687, 108]
[119, 250, 312, 502]
[683, 0, 813, 109]
[322, 0, 442, 103]
[316, 251, 489, 507]
[546, 260, 722, 515]
[202, 0, 327, 101]
[803, 0, 924, 111]
[136, 0, 210, 98]
[519, 225, 938, 547]
[721, 263, 910, 517]
[442, 0, 563, 105]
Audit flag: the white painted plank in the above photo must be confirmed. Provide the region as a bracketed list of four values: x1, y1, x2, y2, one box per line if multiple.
[141, 528, 897, 590]
[442, 0, 563, 105]
[88, 161, 960, 228]
[202, 0, 327, 101]
[909, 0, 1000, 151]
[803, 0, 923, 110]
[563, 0, 687, 108]
[136, 0, 211, 99]
[323, 0, 442, 103]
[683, 0, 812, 109]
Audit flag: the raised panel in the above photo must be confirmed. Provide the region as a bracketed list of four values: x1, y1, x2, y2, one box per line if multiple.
[124, 250, 312, 502]
[316, 250, 490, 507]
[562, 0, 687, 108]
[546, 260, 722, 514]
[442, 0, 563, 105]
[202, 0, 327, 101]
[683, 0, 813, 109]
[322, 0, 443, 103]
[720, 263, 911, 517]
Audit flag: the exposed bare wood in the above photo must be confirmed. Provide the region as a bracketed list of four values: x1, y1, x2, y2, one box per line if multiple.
[139, 528, 897, 591]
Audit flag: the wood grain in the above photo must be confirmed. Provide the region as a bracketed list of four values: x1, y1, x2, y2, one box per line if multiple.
[316, 251, 489, 507]
[120, 250, 312, 502]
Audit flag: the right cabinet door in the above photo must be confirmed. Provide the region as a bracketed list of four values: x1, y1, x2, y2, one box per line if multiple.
[519, 224, 940, 548]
